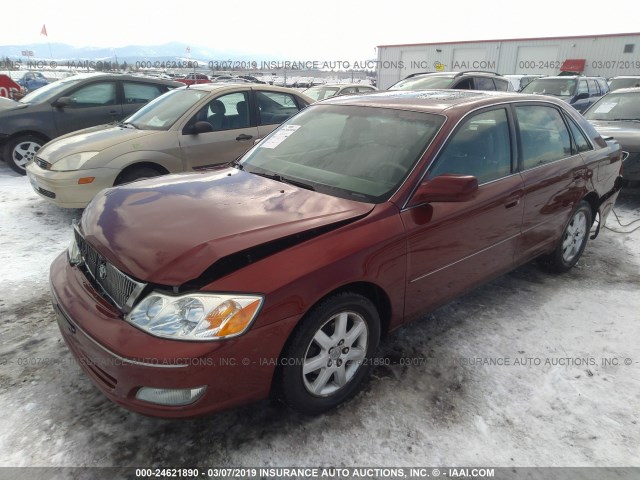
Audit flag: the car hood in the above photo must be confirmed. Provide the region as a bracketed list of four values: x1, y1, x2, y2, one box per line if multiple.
[589, 120, 640, 151]
[80, 168, 374, 286]
[39, 124, 159, 162]
[0, 100, 23, 111]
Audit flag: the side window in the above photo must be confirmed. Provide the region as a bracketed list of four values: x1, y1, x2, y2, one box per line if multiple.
[597, 79, 609, 94]
[429, 108, 512, 184]
[576, 80, 589, 95]
[123, 82, 164, 104]
[357, 86, 375, 93]
[191, 91, 250, 131]
[565, 115, 593, 153]
[587, 79, 599, 96]
[338, 87, 357, 95]
[516, 105, 572, 170]
[454, 78, 473, 90]
[475, 77, 496, 91]
[68, 82, 116, 107]
[257, 91, 303, 126]
[494, 78, 509, 91]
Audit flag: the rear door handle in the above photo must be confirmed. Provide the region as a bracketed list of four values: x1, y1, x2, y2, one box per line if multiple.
[236, 134, 253, 141]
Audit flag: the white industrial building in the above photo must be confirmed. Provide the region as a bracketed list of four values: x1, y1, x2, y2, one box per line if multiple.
[376, 32, 640, 89]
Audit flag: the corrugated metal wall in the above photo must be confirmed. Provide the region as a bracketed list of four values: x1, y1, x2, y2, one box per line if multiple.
[377, 34, 640, 89]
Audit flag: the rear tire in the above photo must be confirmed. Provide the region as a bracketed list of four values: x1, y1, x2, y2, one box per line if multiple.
[278, 292, 381, 415]
[4, 135, 45, 174]
[538, 201, 592, 273]
[114, 166, 163, 185]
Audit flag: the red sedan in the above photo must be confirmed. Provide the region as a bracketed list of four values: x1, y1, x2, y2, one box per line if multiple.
[51, 90, 624, 417]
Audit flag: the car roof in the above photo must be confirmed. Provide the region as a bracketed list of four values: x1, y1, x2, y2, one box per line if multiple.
[605, 86, 640, 93]
[186, 83, 308, 94]
[319, 89, 562, 113]
[408, 71, 503, 78]
[310, 83, 375, 88]
[535, 75, 606, 80]
[52, 72, 182, 86]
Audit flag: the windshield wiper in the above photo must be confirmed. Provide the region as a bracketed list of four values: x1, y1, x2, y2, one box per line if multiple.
[250, 170, 315, 191]
[229, 157, 244, 170]
[611, 118, 640, 122]
[118, 121, 138, 129]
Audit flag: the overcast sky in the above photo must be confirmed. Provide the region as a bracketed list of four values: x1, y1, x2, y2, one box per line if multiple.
[1, 0, 638, 60]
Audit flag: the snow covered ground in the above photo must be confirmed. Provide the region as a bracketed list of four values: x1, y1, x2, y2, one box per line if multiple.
[0, 160, 639, 469]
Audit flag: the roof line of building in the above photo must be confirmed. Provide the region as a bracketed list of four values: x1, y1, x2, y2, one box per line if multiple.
[376, 32, 640, 49]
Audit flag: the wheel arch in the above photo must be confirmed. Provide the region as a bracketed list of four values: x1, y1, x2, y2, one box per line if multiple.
[113, 162, 170, 185]
[581, 191, 599, 226]
[7, 130, 50, 144]
[270, 280, 392, 395]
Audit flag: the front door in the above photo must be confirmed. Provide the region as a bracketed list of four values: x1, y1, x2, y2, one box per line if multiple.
[52, 81, 122, 135]
[179, 91, 258, 169]
[401, 107, 524, 320]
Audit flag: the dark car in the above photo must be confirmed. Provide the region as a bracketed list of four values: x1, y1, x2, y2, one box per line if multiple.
[584, 87, 640, 183]
[389, 71, 513, 92]
[520, 75, 609, 113]
[0, 73, 182, 174]
[51, 90, 623, 418]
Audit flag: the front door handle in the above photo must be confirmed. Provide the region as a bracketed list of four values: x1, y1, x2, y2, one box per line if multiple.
[236, 134, 253, 141]
[505, 193, 521, 209]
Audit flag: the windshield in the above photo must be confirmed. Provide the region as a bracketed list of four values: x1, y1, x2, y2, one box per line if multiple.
[19, 77, 85, 104]
[521, 78, 577, 96]
[609, 78, 640, 91]
[389, 76, 455, 91]
[584, 92, 640, 121]
[239, 104, 445, 203]
[124, 88, 208, 130]
[304, 86, 340, 101]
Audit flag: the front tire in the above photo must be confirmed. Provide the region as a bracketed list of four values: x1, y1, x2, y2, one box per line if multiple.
[278, 292, 381, 415]
[114, 166, 163, 185]
[539, 201, 592, 273]
[4, 135, 45, 174]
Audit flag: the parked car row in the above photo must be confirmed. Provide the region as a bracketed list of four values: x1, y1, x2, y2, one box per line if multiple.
[0, 73, 182, 174]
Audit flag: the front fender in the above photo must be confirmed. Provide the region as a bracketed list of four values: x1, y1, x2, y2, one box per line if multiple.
[105, 150, 184, 173]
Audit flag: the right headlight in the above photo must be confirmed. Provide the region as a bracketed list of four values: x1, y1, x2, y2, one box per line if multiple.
[51, 151, 100, 171]
[126, 292, 263, 341]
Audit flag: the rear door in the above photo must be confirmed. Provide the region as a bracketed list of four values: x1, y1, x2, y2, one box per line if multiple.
[401, 107, 525, 320]
[514, 103, 587, 260]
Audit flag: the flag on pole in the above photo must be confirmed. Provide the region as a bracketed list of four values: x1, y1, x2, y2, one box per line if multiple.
[41, 24, 48, 36]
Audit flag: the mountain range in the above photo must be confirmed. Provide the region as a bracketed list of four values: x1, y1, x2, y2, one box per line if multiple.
[0, 41, 269, 64]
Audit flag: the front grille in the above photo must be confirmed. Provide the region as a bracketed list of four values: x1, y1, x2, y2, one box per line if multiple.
[73, 225, 146, 312]
[34, 156, 51, 170]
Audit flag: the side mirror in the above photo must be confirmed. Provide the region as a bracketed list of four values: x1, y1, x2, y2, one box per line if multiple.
[408, 175, 478, 207]
[574, 92, 589, 101]
[191, 121, 213, 134]
[52, 96, 72, 108]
